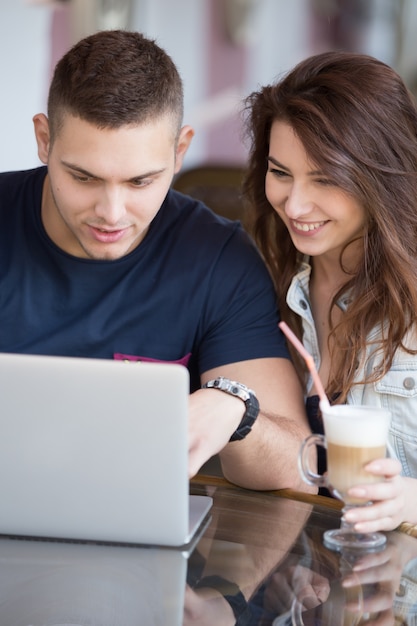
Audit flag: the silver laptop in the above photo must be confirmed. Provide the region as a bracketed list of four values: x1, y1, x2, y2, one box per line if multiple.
[0, 352, 212, 547]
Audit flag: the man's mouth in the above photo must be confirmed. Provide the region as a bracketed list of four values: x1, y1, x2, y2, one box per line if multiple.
[89, 225, 129, 243]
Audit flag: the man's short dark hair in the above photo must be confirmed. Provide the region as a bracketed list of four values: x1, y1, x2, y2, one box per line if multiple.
[47, 30, 184, 141]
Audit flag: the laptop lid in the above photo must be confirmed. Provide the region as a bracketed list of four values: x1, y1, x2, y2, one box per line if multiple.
[0, 353, 212, 547]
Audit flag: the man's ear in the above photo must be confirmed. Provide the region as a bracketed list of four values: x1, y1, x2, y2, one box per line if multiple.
[33, 113, 51, 164]
[174, 125, 194, 174]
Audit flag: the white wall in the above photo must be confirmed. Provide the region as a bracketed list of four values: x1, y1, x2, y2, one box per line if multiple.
[131, 0, 209, 167]
[130, 0, 312, 168]
[246, 0, 311, 91]
[0, 0, 52, 171]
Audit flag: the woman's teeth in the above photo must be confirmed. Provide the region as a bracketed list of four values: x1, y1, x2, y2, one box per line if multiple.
[293, 220, 325, 232]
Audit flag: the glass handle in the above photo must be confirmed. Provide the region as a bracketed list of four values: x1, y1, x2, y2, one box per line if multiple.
[298, 433, 328, 487]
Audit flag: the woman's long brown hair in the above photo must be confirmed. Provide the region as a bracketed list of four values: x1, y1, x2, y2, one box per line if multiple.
[243, 51, 417, 402]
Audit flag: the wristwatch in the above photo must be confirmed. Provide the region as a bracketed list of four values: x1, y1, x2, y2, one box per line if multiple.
[194, 575, 251, 624]
[202, 376, 260, 441]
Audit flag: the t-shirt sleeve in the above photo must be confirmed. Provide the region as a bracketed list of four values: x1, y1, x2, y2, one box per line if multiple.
[196, 225, 289, 374]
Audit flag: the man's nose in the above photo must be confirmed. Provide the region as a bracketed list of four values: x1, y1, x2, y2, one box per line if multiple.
[94, 187, 126, 224]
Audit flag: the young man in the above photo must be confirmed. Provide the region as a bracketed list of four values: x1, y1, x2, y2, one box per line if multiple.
[0, 30, 311, 490]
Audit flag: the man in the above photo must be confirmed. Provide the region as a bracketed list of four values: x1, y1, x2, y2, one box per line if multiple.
[0, 30, 311, 490]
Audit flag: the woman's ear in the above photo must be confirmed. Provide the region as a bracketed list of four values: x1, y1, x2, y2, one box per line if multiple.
[33, 113, 51, 164]
[174, 125, 194, 174]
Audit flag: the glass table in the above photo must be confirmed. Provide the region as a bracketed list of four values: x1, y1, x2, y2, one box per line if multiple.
[0, 474, 415, 625]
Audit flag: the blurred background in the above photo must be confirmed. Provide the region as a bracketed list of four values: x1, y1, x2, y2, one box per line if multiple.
[2, 0, 417, 172]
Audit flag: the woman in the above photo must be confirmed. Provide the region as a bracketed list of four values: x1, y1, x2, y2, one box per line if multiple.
[243, 50, 417, 532]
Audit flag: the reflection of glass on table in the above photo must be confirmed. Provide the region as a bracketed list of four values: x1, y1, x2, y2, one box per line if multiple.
[290, 546, 383, 625]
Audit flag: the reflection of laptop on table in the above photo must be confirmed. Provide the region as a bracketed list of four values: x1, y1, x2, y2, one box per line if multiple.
[0, 353, 212, 548]
[0, 537, 189, 626]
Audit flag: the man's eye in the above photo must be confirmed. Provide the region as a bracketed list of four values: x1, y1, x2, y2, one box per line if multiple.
[131, 179, 152, 187]
[72, 174, 92, 183]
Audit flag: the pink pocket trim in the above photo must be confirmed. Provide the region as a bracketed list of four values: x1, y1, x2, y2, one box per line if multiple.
[113, 352, 191, 367]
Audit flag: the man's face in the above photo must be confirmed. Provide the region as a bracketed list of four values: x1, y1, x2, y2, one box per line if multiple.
[34, 113, 192, 260]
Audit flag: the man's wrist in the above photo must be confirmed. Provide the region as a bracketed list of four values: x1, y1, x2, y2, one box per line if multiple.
[194, 575, 252, 625]
[201, 377, 260, 441]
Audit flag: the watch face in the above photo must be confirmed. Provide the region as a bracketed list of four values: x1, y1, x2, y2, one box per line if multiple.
[211, 378, 251, 401]
[203, 378, 259, 441]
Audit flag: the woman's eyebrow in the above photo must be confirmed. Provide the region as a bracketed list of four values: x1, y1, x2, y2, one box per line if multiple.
[267, 156, 289, 170]
[267, 156, 323, 177]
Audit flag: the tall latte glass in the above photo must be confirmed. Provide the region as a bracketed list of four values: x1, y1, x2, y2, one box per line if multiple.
[299, 404, 391, 551]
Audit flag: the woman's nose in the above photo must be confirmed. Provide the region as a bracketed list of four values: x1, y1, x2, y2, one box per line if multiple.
[284, 184, 315, 219]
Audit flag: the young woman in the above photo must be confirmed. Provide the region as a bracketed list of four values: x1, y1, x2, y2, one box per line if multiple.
[243, 50, 417, 532]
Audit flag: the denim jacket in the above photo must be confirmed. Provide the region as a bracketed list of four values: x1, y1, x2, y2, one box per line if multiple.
[287, 262, 417, 478]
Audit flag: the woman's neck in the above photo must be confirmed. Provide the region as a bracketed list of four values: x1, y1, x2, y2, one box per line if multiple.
[308, 257, 350, 393]
[311, 246, 360, 292]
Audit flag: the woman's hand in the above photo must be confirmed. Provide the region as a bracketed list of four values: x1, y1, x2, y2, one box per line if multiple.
[343, 458, 415, 532]
[340, 531, 417, 625]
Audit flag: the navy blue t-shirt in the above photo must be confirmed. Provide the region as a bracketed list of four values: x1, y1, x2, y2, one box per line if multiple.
[0, 167, 288, 391]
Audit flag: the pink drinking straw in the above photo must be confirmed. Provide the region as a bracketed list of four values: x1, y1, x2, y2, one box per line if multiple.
[279, 321, 330, 410]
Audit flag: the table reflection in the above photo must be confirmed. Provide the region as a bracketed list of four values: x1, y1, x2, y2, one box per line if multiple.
[0, 480, 415, 625]
[288, 531, 417, 626]
[188, 481, 417, 625]
[0, 537, 187, 625]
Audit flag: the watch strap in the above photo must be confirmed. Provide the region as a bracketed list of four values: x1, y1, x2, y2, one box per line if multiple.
[194, 575, 252, 625]
[202, 377, 260, 441]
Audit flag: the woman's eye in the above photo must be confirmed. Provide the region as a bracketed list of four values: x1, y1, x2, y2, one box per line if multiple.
[269, 168, 289, 178]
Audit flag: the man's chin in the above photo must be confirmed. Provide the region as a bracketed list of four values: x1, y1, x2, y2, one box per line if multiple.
[86, 249, 132, 261]
[75, 241, 136, 261]
[73, 233, 144, 260]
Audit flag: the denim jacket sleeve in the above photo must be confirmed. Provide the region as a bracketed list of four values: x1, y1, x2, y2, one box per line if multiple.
[348, 331, 417, 479]
[288, 265, 417, 479]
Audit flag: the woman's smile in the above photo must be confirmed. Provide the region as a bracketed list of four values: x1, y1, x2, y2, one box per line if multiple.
[290, 219, 328, 234]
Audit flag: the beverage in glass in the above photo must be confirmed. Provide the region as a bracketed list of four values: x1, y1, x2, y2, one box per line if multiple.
[299, 404, 391, 550]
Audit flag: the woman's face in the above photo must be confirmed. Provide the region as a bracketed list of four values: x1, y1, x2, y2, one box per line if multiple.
[265, 120, 366, 265]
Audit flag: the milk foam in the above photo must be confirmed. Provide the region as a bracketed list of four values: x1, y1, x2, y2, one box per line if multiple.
[322, 405, 390, 447]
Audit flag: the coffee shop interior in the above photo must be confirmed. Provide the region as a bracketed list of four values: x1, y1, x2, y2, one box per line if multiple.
[4, 0, 417, 223]
[2, 1, 417, 625]
[4, 0, 417, 171]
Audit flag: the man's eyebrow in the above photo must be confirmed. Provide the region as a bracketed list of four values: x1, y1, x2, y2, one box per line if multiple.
[127, 168, 166, 182]
[61, 161, 98, 178]
[61, 161, 166, 182]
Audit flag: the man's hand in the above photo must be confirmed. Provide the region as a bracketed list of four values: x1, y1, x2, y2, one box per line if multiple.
[264, 564, 330, 614]
[188, 388, 244, 478]
[188, 357, 314, 492]
[183, 585, 236, 626]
